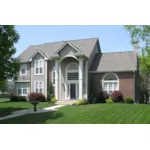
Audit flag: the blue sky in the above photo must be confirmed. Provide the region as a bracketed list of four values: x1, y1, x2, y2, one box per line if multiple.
[14, 25, 133, 57]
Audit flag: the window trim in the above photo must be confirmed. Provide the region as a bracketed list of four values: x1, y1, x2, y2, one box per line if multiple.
[20, 64, 27, 76]
[34, 81, 44, 94]
[16, 82, 28, 96]
[34, 59, 44, 75]
[102, 73, 119, 94]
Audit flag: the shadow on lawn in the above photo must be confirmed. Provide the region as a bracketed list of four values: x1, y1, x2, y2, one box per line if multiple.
[0, 107, 26, 117]
[0, 111, 64, 124]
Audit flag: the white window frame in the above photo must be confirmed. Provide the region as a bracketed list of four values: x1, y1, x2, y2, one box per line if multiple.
[52, 67, 55, 86]
[20, 64, 27, 75]
[102, 73, 119, 95]
[34, 59, 44, 75]
[16, 82, 28, 96]
[65, 62, 79, 99]
[34, 81, 44, 94]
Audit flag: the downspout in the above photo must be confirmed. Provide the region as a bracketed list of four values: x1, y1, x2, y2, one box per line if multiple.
[133, 70, 136, 104]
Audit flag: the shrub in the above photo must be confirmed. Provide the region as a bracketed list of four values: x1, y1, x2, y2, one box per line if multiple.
[28, 92, 46, 102]
[96, 91, 109, 103]
[47, 82, 54, 102]
[18, 96, 27, 102]
[106, 98, 113, 103]
[51, 97, 56, 103]
[76, 99, 86, 105]
[125, 97, 134, 104]
[111, 91, 124, 103]
[10, 96, 19, 102]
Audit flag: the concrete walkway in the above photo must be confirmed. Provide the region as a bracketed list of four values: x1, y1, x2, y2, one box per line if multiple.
[0, 105, 65, 121]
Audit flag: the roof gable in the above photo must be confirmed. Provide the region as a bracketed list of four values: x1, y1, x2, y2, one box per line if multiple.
[90, 51, 137, 72]
[54, 42, 81, 54]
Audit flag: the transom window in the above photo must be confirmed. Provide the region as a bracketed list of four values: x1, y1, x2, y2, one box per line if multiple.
[16, 82, 28, 96]
[34, 81, 44, 93]
[34, 59, 44, 75]
[20, 64, 27, 75]
[102, 73, 119, 95]
[68, 72, 78, 80]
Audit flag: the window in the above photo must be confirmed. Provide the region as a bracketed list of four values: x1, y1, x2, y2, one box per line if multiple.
[68, 72, 78, 80]
[34, 59, 44, 75]
[102, 73, 119, 95]
[52, 67, 55, 86]
[34, 81, 44, 93]
[20, 64, 27, 75]
[16, 82, 28, 95]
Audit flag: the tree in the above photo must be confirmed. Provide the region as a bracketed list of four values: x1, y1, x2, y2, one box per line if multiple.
[0, 25, 20, 89]
[124, 25, 150, 73]
[124, 25, 150, 103]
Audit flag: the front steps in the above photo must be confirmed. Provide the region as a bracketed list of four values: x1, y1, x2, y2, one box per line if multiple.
[55, 100, 76, 105]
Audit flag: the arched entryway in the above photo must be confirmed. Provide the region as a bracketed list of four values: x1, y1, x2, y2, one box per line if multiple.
[65, 62, 79, 100]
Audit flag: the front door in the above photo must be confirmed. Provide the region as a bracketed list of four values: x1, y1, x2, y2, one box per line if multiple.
[67, 83, 79, 99]
[70, 84, 76, 99]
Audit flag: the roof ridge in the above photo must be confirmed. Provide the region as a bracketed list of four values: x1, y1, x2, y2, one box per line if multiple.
[29, 37, 99, 46]
[102, 51, 134, 54]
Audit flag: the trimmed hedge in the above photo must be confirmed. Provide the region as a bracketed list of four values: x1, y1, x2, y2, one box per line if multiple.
[111, 91, 124, 103]
[28, 92, 46, 102]
[96, 91, 109, 103]
[125, 97, 134, 104]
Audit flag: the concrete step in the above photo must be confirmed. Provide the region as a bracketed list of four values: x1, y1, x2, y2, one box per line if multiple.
[56, 100, 76, 105]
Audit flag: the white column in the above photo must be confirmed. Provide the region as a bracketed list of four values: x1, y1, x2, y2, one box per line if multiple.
[55, 60, 59, 100]
[59, 61, 61, 100]
[79, 58, 83, 99]
[44, 60, 47, 97]
[85, 60, 88, 99]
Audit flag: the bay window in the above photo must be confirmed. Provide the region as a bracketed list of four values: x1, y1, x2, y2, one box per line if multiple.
[16, 82, 28, 96]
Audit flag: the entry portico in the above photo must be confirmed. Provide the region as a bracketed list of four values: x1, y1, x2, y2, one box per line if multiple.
[51, 42, 88, 101]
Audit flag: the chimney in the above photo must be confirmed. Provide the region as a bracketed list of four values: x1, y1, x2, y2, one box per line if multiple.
[133, 40, 139, 55]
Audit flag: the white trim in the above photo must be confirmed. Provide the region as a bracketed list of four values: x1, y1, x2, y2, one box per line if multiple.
[29, 51, 48, 62]
[102, 73, 119, 94]
[54, 42, 81, 54]
[34, 59, 44, 75]
[52, 67, 56, 86]
[45, 61, 47, 97]
[16, 82, 29, 96]
[20, 63, 27, 76]
[60, 55, 78, 62]
[79, 58, 83, 99]
[55, 60, 59, 100]
[84, 60, 88, 99]
[15, 80, 30, 82]
[34, 80, 44, 94]
[65, 62, 79, 100]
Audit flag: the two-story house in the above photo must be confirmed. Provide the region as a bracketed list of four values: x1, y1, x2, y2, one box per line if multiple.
[15, 37, 139, 102]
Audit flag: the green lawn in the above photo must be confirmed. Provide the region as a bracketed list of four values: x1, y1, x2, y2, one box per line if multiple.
[1, 103, 150, 124]
[0, 98, 10, 101]
[0, 102, 52, 117]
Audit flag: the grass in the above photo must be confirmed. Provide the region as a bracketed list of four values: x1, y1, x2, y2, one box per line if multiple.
[1, 103, 150, 124]
[0, 98, 10, 101]
[0, 101, 53, 117]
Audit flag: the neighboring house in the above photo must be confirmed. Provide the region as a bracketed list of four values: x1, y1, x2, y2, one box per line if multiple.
[16, 37, 139, 101]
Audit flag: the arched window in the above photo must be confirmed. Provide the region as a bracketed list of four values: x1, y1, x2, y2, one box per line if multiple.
[52, 67, 55, 86]
[102, 73, 119, 95]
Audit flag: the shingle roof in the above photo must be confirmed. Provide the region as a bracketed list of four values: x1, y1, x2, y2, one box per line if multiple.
[90, 51, 137, 72]
[17, 38, 98, 62]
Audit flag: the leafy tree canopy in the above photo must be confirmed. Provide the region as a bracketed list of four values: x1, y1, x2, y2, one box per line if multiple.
[0, 25, 20, 89]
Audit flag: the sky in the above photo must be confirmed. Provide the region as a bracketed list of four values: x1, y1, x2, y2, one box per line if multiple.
[14, 25, 133, 57]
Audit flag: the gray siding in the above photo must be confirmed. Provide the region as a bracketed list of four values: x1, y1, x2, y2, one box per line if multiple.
[17, 63, 31, 81]
[88, 42, 100, 70]
[58, 44, 77, 58]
